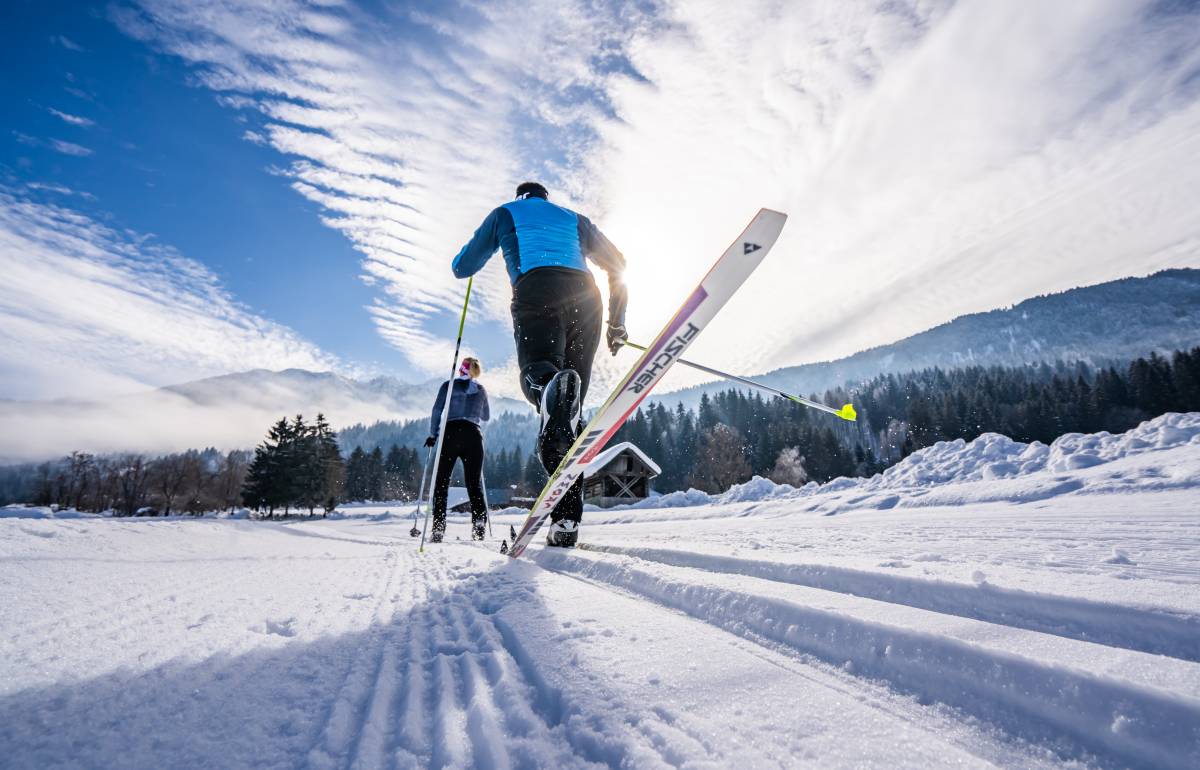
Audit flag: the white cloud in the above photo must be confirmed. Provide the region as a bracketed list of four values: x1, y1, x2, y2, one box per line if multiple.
[575, 0, 1200, 393]
[47, 108, 95, 127]
[48, 139, 93, 156]
[53, 35, 85, 52]
[26, 182, 96, 200]
[0, 188, 345, 402]
[112, 0, 638, 389]
[109, 0, 1200, 405]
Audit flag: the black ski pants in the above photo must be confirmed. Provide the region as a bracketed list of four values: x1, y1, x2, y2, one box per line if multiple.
[431, 420, 487, 533]
[511, 267, 603, 407]
[510, 267, 601, 524]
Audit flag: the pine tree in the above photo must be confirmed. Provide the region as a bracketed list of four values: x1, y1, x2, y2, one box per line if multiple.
[367, 447, 385, 501]
[344, 447, 367, 501]
[314, 414, 344, 515]
[242, 418, 290, 517]
[292, 415, 324, 515]
[522, 452, 548, 495]
[384, 444, 406, 500]
[689, 423, 751, 493]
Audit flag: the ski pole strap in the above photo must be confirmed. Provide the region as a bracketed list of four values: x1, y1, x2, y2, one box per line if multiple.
[620, 340, 856, 421]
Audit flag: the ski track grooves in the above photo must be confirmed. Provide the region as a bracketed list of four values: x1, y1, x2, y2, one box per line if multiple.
[534, 548, 1200, 770]
[307, 546, 403, 769]
[579, 543, 1200, 662]
[303, 549, 616, 769]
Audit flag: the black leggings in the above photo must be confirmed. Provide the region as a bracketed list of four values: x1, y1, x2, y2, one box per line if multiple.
[510, 268, 598, 523]
[431, 421, 487, 531]
[511, 267, 603, 407]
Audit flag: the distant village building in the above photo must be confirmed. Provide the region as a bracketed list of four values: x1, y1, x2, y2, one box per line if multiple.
[582, 442, 661, 508]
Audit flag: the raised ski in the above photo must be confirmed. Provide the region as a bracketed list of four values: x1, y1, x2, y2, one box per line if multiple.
[507, 208, 788, 558]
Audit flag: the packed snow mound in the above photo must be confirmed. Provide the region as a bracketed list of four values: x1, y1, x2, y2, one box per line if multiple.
[0, 505, 97, 519]
[874, 433, 1043, 486]
[1046, 412, 1200, 471]
[599, 413, 1200, 518]
[722, 475, 797, 502]
[610, 476, 797, 512]
[877, 412, 1200, 487]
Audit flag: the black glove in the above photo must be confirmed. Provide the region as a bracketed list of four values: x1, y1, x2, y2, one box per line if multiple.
[424, 435, 437, 448]
[606, 276, 628, 357]
[606, 323, 628, 356]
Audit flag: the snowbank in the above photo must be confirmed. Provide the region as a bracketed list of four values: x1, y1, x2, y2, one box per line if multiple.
[0, 505, 98, 519]
[603, 413, 1200, 516]
[877, 412, 1200, 486]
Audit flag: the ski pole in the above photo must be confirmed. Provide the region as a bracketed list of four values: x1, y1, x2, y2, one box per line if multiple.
[480, 470, 493, 538]
[410, 445, 433, 537]
[420, 276, 474, 552]
[414, 445, 433, 516]
[620, 340, 856, 421]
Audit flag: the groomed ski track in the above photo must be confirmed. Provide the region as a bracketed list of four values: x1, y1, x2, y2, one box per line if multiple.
[3, 489, 1199, 768]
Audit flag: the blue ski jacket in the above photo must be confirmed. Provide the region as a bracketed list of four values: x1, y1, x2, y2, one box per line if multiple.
[451, 196, 626, 293]
[429, 376, 490, 437]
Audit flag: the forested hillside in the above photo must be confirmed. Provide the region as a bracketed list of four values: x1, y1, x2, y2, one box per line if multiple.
[664, 269, 1200, 411]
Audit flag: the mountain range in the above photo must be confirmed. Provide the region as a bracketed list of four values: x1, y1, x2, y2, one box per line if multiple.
[0, 368, 530, 464]
[657, 269, 1200, 410]
[1, 269, 1196, 463]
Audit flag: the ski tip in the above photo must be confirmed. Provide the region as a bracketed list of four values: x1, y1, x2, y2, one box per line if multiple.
[499, 539, 508, 555]
[836, 403, 857, 422]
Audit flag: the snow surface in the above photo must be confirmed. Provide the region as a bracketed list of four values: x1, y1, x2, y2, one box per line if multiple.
[2, 414, 1199, 768]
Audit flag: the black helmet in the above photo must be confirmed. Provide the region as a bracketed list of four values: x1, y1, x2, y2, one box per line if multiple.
[515, 181, 548, 200]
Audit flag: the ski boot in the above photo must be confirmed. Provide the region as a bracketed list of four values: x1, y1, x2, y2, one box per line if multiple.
[429, 528, 444, 544]
[472, 520, 486, 541]
[545, 518, 579, 548]
[537, 369, 582, 472]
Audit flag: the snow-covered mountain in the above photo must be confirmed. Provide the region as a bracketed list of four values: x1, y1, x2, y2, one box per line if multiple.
[661, 268, 1200, 408]
[0, 368, 531, 463]
[4, 269, 1195, 463]
[161, 368, 528, 419]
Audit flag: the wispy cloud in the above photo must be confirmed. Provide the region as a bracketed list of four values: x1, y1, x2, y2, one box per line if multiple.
[0, 187, 345, 402]
[63, 86, 95, 102]
[48, 139, 93, 156]
[575, 0, 1200, 390]
[52, 35, 85, 52]
[26, 182, 96, 201]
[109, 0, 1200, 402]
[14, 132, 96, 157]
[111, 0, 645, 388]
[47, 107, 95, 127]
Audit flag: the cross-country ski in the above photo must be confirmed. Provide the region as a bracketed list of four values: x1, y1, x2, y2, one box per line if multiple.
[508, 208, 787, 557]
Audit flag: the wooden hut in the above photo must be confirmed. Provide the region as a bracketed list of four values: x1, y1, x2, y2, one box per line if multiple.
[583, 442, 661, 507]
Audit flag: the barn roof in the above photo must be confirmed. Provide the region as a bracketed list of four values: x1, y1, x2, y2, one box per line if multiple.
[583, 442, 661, 478]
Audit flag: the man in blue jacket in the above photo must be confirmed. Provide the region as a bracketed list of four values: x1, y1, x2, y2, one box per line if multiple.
[451, 181, 627, 547]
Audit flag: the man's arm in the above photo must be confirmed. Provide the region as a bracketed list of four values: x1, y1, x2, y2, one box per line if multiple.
[579, 214, 628, 354]
[451, 208, 503, 278]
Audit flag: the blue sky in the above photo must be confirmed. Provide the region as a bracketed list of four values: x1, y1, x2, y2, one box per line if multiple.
[2, 0, 390, 371]
[2, 0, 1200, 409]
